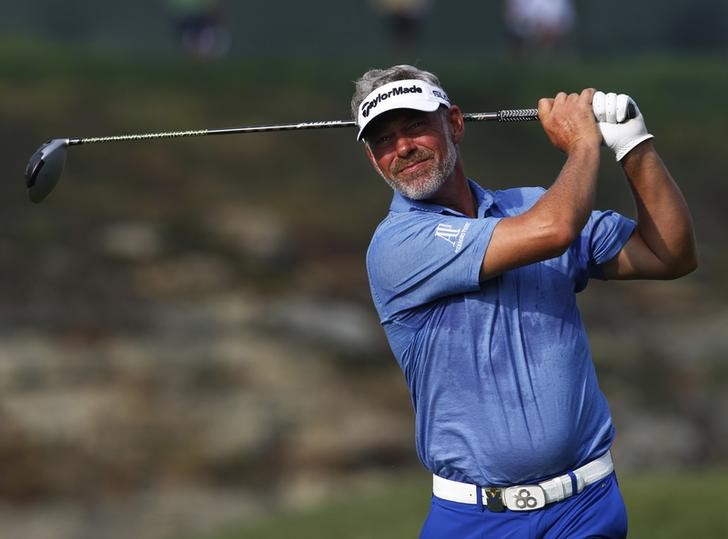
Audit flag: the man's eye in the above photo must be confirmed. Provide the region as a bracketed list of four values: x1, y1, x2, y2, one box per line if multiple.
[372, 135, 392, 147]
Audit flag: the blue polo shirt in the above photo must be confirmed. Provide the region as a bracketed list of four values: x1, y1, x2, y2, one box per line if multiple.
[366, 179, 636, 486]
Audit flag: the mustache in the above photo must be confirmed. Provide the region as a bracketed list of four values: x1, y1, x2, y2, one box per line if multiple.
[390, 149, 435, 174]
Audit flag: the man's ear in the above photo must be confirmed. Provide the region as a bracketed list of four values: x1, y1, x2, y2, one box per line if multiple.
[448, 105, 465, 144]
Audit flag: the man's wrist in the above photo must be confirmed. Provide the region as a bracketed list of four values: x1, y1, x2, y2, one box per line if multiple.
[616, 134, 655, 162]
[568, 137, 601, 158]
[620, 138, 656, 169]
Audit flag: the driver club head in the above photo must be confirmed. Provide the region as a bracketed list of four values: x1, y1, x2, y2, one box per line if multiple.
[25, 138, 69, 203]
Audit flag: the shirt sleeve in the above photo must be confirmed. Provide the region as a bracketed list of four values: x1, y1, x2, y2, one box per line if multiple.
[573, 210, 636, 289]
[366, 213, 501, 321]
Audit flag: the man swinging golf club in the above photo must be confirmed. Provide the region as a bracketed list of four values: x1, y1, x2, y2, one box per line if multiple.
[352, 64, 697, 538]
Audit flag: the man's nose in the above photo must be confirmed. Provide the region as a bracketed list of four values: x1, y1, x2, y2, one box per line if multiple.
[395, 134, 417, 157]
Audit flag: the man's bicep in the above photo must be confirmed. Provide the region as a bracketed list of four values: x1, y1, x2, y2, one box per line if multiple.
[600, 230, 669, 280]
[479, 214, 569, 281]
[480, 218, 524, 281]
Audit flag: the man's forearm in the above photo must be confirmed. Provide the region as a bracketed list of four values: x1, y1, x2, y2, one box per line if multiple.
[479, 142, 600, 280]
[537, 142, 601, 244]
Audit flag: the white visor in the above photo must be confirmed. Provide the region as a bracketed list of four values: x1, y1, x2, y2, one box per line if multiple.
[356, 79, 450, 141]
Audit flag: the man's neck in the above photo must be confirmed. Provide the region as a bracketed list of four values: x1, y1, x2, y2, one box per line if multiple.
[426, 165, 476, 217]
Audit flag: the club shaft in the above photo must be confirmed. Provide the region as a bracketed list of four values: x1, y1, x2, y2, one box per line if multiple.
[67, 108, 539, 146]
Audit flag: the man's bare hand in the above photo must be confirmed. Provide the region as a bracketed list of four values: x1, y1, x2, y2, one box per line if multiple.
[538, 89, 601, 154]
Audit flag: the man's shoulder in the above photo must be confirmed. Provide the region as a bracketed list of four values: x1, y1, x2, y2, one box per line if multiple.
[368, 209, 441, 251]
[375, 204, 447, 230]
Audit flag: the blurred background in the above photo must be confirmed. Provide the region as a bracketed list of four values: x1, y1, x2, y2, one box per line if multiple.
[1, 1, 727, 538]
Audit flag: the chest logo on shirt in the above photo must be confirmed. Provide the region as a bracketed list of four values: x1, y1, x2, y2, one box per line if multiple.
[435, 222, 470, 253]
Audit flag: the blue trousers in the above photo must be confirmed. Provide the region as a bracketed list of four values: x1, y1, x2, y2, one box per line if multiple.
[420, 472, 627, 539]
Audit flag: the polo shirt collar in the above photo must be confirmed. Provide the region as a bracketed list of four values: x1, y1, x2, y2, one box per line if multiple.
[389, 178, 495, 218]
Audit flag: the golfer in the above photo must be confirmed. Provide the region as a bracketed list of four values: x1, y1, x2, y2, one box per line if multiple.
[352, 65, 697, 538]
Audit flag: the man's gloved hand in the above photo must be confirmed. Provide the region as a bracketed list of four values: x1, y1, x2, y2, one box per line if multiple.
[592, 91, 654, 161]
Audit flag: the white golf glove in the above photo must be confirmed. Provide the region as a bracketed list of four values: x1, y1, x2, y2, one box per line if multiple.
[592, 91, 654, 161]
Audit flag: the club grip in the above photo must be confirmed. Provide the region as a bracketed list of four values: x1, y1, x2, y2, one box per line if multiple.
[466, 101, 637, 124]
[499, 108, 539, 122]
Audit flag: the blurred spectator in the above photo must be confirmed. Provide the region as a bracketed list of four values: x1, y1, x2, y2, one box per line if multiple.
[165, 0, 231, 59]
[370, 0, 433, 54]
[504, 0, 576, 56]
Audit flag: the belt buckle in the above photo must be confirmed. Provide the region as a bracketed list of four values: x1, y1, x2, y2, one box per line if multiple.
[483, 488, 505, 512]
[503, 485, 546, 511]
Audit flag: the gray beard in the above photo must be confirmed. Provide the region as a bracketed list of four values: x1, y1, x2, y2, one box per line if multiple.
[380, 136, 458, 200]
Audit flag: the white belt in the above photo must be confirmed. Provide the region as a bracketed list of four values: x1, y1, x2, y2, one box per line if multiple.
[432, 451, 614, 512]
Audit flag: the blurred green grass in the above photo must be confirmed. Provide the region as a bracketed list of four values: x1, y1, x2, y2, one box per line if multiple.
[195, 469, 728, 539]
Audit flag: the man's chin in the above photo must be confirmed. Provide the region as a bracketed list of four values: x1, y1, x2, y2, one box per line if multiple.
[392, 178, 443, 200]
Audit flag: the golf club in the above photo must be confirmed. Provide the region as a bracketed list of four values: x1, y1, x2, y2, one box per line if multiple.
[25, 103, 634, 204]
[24, 109, 541, 203]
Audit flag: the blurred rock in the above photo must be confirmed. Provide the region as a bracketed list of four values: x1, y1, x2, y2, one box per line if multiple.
[98, 221, 163, 261]
[133, 252, 236, 297]
[653, 310, 728, 366]
[204, 204, 292, 263]
[0, 484, 260, 539]
[288, 405, 413, 470]
[263, 295, 382, 356]
[615, 412, 703, 470]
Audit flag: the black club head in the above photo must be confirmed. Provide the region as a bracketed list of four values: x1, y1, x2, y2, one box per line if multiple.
[25, 138, 69, 203]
